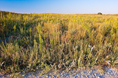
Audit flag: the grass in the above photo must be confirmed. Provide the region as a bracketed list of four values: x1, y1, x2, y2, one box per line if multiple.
[0, 11, 118, 74]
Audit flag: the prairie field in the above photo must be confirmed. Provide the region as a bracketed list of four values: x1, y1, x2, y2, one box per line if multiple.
[0, 11, 118, 74]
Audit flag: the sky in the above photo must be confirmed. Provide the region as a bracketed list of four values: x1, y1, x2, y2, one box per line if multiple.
[0, 0, 118, 14]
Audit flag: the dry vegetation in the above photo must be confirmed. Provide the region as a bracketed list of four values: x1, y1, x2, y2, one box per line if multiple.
[0, 11, 118, 74]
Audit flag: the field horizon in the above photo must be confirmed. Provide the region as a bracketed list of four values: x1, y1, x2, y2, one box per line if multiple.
[1, 10, 118, 15]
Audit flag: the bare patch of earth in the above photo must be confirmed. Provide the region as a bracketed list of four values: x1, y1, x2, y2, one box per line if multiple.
[1, 66, 118, 78]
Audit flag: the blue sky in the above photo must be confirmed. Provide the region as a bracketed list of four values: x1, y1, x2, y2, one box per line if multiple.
[0, 0, 118, 14]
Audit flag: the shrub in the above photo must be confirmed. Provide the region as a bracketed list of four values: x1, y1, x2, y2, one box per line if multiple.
[98, 12, 102, 15]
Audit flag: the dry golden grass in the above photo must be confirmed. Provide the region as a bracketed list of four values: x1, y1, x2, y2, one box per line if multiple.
[0, 11, 118, 74]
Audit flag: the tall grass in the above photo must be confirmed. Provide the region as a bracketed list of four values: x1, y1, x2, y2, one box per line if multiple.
[0, 11, 118, 74]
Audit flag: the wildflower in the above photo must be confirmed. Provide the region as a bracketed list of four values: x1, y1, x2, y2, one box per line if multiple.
[88, 45, 95, 51]
[88, 62, 90, 65]
[103, 59, 105, 61]
[96, 57, 98, 61]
